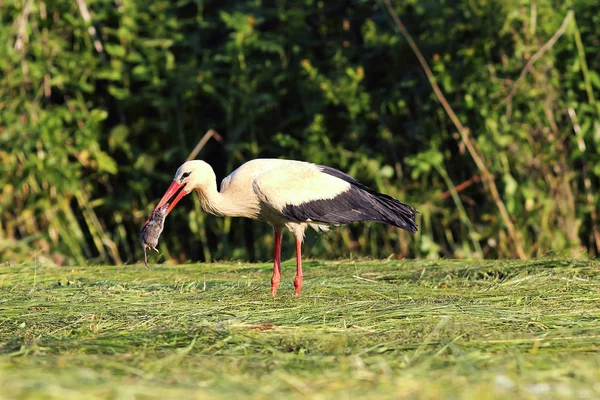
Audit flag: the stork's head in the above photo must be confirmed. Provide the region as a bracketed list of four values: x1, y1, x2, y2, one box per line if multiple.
[147, 160, 213, 218]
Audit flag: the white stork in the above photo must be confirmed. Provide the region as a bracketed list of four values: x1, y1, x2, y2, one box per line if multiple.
[146, 159, 418, 297]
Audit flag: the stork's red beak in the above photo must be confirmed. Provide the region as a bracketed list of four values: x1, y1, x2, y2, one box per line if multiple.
[144, 181, 189, 224]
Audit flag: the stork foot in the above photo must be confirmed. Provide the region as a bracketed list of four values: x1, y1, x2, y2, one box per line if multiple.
[293, 275, 303, 296]
[271, 272, 281, 298]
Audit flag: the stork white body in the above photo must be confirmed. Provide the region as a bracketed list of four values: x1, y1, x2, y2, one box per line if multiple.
[147, 159, 418, 297]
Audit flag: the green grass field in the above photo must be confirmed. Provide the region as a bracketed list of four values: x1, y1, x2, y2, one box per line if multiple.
[1, 259, 599, 399]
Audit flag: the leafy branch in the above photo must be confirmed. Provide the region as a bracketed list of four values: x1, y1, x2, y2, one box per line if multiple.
[382, 0, 526, 259]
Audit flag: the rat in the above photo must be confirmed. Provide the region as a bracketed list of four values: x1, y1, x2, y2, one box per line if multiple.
[140, 205, 167, 266]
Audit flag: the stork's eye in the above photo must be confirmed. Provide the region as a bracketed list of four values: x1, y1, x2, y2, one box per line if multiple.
[180, 171, 191, 181]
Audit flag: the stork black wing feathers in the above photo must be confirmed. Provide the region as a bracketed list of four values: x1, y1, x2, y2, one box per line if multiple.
[281, 166, 418, 233]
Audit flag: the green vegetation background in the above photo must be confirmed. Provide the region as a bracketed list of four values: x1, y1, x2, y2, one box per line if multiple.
[2, 0, 600, 265]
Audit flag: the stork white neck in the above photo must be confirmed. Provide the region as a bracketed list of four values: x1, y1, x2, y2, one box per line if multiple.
[193, 176, 259, 219]
[194, 179, 227, 217]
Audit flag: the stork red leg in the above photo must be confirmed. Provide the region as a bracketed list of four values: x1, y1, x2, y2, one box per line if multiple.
[271, 230, 283, 298]
[293, 238, 303, 295]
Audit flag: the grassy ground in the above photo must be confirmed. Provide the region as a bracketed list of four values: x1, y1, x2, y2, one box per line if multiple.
[1, 259, 599, 399]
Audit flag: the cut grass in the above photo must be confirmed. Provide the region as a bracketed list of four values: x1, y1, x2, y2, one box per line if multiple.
[1, 259, 599, 399]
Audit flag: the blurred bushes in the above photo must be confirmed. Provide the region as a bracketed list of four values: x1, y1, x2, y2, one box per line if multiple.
[1, 0, 599, 265]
